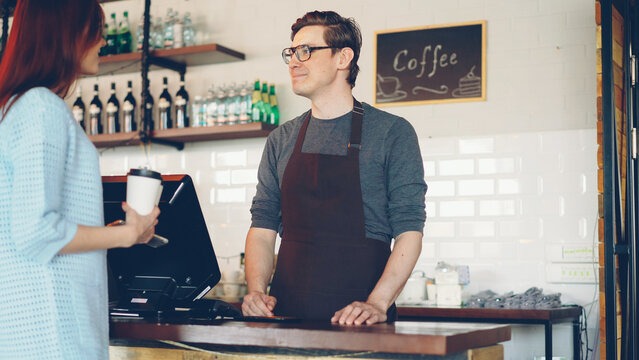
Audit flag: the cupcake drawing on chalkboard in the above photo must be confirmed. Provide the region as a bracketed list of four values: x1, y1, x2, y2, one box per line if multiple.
[452, 66, 482, 98]
[376, 74, 407, 102]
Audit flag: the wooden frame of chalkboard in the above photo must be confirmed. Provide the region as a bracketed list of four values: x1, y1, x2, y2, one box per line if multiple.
[374, 20, 486, 107]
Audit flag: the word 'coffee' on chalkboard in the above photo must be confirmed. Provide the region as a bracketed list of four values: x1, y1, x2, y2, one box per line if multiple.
[374, 21, 486, 107]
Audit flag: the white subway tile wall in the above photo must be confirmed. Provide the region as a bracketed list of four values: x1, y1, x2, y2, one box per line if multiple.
[92, 0, 598, 356]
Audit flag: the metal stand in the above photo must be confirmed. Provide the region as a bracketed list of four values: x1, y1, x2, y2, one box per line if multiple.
[139, 0, 184, 151]
[602, 0, 639, 359]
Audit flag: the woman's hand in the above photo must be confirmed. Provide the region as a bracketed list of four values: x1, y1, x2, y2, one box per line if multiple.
[120, 202, 160, 247]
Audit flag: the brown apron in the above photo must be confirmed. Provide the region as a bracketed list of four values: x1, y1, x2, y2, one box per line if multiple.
[270, 99, 397, 321]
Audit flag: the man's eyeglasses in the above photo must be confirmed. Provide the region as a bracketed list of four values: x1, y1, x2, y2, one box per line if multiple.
[281, 45, 339, 64]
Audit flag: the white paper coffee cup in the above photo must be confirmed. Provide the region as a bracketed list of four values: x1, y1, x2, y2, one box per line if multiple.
[126, 168, 163, 216]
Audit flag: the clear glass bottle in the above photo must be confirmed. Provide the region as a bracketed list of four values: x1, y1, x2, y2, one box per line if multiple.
[136, 15, 145, 52]
[205, 86, 217, 126]
[183, 12, 196, 47]
[192, 95, 206, 127]
[238, 82, 250, 124]
[215, 86, 227, 126]
[173, 13, 183, 48]
[225, 84, 239, 125]
[151, 16, 164, 49]
[163, 8, 175, 49]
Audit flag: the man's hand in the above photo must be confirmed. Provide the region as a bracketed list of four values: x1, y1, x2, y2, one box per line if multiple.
[242, 291, 277, 316]
[331, 301, 387, 325]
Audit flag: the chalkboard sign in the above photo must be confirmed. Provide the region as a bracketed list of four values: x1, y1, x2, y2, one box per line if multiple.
[374, 21, 486, 107]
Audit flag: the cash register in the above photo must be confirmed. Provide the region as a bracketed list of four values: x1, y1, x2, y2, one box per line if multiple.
[103, 174, 241, 320]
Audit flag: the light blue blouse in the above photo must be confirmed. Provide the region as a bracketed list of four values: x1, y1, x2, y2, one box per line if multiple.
[0, 87, 108, 359]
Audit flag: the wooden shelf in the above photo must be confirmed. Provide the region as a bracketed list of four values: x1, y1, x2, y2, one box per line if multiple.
[96, 43, 245, 76]
[89, 122, 276, 148]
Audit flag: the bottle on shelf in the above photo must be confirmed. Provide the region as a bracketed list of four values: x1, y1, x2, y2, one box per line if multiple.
[72, 87, 86, 131]
[183, 12, 196, 47]
[173, 14, 184, 48]
[175, 74, 189, 128]
[261, 82, 272, 123]
[238, 82, 251, 124]
[89, 84, 103, 135]
[122, 81, 137, 133]
[251, 79, 264, 123]
[205, 86, 217, 126]
[192, 95, 206, 127]
[226, 84, 239, 125]
[268, 84, 279, 126]
[141, 89, 154, 132]
[106, 13, 118, 55]
[151, 16, 164, 49]
[158, 77, 173, 130]
[105, 82, 120, 134]
[163, 8, 175, 49]
[215, 85, 227, 126]
[136, 15, 145, 52]
[118, 11, 132, 54]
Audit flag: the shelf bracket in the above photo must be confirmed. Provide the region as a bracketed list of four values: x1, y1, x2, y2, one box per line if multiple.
[139, 130, 185, 151]
[149, 56, 186, 76]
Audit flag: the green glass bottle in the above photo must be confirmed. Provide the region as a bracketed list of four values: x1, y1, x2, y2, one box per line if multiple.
[250, 79, 264, 123]
[118, 11, 132, 54]
[261, 83, 272, 124]
[106, 13, 118, 55]
[268, 84, 279, 126]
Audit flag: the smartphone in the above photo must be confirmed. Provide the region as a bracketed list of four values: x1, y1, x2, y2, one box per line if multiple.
[146, 234, 169, 248]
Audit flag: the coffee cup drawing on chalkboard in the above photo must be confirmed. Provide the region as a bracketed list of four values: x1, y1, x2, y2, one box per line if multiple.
[451, 65, 482, 98]
[376, 74, 407, 102]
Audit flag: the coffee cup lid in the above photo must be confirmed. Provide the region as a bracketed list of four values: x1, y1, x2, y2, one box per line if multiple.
[128, 168, 162, 181]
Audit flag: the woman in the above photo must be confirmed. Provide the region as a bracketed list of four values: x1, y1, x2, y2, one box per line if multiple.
[0, 0, 160, 358]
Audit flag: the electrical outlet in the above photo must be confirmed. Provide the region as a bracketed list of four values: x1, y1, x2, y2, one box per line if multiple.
[546, 244, 597, 263]
[546, 263, 597, 283]
[562, 244, 597, 261]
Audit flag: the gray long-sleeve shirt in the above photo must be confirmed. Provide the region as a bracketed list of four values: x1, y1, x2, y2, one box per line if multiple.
[250, 103, 427, 244]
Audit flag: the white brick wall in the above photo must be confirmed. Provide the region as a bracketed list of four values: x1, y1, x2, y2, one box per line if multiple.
[90, 1, 598, 358]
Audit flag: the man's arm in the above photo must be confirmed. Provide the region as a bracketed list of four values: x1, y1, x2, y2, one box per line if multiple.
[242, 227, 278, 316]
[331, 230, 422, 325]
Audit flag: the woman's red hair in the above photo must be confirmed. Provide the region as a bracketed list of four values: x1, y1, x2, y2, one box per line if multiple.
[0, 0, 104, 118]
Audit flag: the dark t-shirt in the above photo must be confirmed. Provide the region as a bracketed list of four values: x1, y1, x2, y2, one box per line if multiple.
[250, 103, 427, 243]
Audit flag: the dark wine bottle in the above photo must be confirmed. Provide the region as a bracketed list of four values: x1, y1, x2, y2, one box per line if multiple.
[122, 81, 137, 132]
[158, 77, 172, 129]
[175, 73, 189, 128]
[105, 82, 120, 133]
[89, 84, 103, 135]
[72, 87, 86, 131]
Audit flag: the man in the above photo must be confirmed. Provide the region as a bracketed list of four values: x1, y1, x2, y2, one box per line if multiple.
[243, 10, 427, 326]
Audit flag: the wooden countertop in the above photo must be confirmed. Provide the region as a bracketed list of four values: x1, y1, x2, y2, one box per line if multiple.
[110, 319, 510, 356]
[397, 306, 582, 321]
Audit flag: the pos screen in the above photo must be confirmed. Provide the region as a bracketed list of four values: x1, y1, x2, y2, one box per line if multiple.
[103, 174, 221, 303]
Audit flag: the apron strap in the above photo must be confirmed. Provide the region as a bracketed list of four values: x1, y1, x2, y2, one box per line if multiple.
[348, 98, 364, 151]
